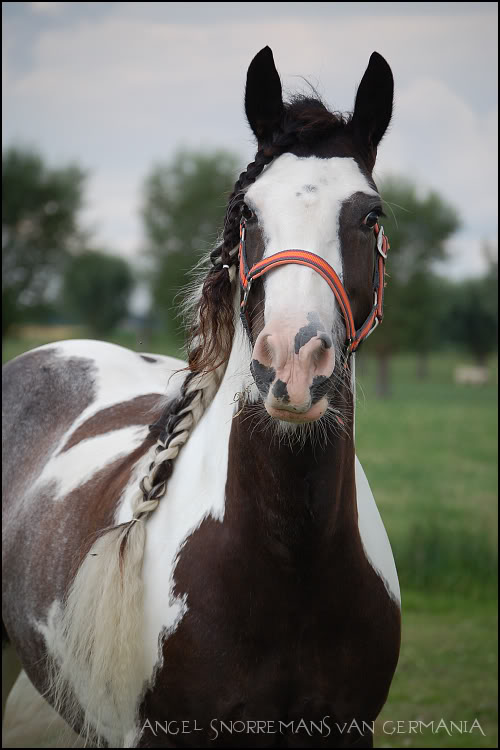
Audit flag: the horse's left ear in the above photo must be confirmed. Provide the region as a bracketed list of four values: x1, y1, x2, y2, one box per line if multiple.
[351, 52, 393, 159]
[245, 46, 284, 146]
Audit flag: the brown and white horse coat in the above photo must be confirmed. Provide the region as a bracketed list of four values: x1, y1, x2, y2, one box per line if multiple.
[3, 47, 401, 748]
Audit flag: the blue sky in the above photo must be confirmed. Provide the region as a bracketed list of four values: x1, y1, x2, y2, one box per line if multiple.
[2, 2, 498, 284]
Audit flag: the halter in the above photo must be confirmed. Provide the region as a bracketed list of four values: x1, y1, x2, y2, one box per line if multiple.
[238, 219, 389, 356]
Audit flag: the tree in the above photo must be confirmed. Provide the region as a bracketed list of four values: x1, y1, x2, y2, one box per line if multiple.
[445, 256, 498, 365]
[62, 250, 133, 335]
[141, 149, 240, 343]
[2, 147, 86, 335]
[362, 177, 461, 396]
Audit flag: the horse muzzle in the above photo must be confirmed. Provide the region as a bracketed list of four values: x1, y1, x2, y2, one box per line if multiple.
[251, 320, 335, 423]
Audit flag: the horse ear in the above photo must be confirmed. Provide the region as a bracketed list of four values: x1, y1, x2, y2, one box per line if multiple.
[351, 52, 393, 157]
[245, 46, 284, 145]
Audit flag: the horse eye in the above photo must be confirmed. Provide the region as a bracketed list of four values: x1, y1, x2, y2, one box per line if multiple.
[242, 204, 255, 221]
[363, 211, 380, 228]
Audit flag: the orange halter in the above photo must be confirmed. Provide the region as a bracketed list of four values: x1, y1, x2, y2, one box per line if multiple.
[239, 219, 389, 355]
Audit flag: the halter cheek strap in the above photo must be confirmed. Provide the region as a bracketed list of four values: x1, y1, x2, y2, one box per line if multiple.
[238, 220, 389, 356]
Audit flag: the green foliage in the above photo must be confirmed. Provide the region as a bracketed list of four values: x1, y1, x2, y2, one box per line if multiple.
[444, 258, 498, 364]
[355, 351, 498, 600]
[2, 147, 86, 335]
[369, 176, 461, 356]
[141, 149, 240, 343]
[62, 250, 133, 334]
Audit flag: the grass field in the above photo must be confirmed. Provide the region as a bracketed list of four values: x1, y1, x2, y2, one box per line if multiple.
[2, 329, 498, 748]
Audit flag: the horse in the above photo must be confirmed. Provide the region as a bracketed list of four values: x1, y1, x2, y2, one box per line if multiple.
[2, 47, 401, 748]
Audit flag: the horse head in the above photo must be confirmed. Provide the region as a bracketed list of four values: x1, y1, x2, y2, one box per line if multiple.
[236, 47, 393, 424]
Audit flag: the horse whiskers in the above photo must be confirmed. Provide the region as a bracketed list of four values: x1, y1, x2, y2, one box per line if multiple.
[235, 384, 353, 452]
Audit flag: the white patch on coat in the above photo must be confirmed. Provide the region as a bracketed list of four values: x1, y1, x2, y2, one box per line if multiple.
[116, 324, 251, 685]
[355, 456, 401, 605]
[34, 425, 145, 501]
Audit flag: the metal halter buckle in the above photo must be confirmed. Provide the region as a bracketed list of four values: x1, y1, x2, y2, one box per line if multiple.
[363, 316, 379, 340]
[377, 225, 387, 259]
[242, 278, 252, 310]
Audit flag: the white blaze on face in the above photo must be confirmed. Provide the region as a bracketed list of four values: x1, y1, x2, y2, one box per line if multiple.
[245, 153, 378, 420]
[245, 153, 378, 333]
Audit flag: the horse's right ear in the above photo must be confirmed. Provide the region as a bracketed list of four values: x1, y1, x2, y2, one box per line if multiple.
[245, 46, 284, 146]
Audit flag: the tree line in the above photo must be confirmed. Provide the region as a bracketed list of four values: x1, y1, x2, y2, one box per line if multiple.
[2, 146, 497, 392]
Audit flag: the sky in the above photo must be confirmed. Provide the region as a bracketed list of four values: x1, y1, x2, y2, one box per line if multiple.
[2, 2, 498, 295]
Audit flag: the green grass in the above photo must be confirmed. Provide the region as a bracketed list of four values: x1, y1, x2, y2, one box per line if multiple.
[2, 330, 498, 747]
[352, 353, 498, 747]
[377, 592, 497, 748]
[355, 352, 498, 599]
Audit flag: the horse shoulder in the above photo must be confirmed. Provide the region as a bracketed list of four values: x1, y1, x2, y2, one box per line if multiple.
[2, 340, 187, 697]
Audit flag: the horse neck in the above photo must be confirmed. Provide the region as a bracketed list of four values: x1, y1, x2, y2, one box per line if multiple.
[213, 331, 358, 560]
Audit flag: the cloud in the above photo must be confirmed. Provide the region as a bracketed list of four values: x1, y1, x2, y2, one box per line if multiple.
[3, 5, 497, 276]
[30, 2, 69, 15]
[377, 76, 498, 229]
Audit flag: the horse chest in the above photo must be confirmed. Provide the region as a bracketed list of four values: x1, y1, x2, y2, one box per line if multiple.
[140, 523, 399, 747]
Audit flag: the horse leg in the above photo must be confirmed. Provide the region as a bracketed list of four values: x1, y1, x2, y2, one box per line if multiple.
[2, 670, 84, 749]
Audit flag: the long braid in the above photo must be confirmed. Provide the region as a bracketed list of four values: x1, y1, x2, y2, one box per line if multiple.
[132, 145, 296, 516]
[126, 149, 280, 522]
[128, 149, 277, 517]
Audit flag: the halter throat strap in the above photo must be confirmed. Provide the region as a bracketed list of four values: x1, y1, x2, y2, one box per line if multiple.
[238, 220, 389, 355]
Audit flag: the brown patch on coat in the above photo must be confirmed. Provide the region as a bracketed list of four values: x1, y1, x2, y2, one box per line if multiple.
[138, 395, 400, 748]
[2, 348, 97, 503]
[58, 394, 163, 453]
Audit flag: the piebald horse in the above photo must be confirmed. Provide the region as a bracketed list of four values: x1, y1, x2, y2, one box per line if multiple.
[2, 47, 400, 748]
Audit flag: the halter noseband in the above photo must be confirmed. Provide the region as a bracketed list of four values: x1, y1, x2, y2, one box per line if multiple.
[238, 220, 389, 356]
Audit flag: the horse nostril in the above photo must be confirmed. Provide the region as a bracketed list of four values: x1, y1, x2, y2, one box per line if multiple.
[253, 332, 275, 369]
[311, 336, 335, 376]
[250, 359, 276, 397]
